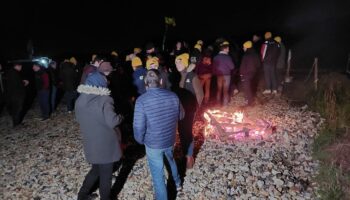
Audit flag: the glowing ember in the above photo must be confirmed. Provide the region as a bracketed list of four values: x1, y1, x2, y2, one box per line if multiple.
[203, 109, 274, 141]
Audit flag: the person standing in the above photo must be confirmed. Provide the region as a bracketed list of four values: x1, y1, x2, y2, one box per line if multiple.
[75, 61, 123, 200]
[32, 62, 50, 120]
[195, 52, 213, 104]
[240, 41, 261, 106]
[260, 32, 280, 94]
[5, 63, 29, 126]
[133, 69, 183, 199]
[213, 41, 235, 106]
[175, 53, 203, 169]
[274, 36, 286, 91]
[47, 61, 59, 112]
[59, 58, 79, 113]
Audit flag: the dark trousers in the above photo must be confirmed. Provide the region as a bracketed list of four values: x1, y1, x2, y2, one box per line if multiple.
[241, 74, 255, 105]
[263, 63, 277, 90]
[78, 163, 114, 200]
[63, 90, 77, 112]
[38, 90, 50, 119]
[178, 108, 196, 156]
[7, 96, 25, 126]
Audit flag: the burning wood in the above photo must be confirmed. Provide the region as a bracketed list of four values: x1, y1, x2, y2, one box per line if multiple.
[203, 109, 275, 141]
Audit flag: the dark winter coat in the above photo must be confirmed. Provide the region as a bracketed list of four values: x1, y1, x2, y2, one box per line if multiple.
[195, 57, 212, 75]
[75, 84, 123, 164]
[240, 48, 261, 76]
[132, 67, 147, 95]
[213, 52, 235, 76]
[59, 61, 78, 91]
[261, 39, 280, 65]
[34, 69, 50, 91]
[5, 68, 26, 100]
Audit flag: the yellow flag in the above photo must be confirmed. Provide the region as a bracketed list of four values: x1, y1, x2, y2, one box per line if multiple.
[165, 17, 176, 27]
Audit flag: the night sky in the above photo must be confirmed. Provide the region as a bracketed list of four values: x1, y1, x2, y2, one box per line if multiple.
[1, 0, 349, 68]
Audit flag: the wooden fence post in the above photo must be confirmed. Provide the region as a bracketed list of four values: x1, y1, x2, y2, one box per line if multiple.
[285, 49, 292, 83]
[314, 57, 318, 90]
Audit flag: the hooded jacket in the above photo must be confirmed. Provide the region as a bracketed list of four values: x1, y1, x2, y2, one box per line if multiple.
[75, 84, 123, 164]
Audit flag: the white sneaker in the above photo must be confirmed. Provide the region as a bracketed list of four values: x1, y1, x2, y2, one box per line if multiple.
[262, 90, 271, 94]
[272, 90, 278, 94]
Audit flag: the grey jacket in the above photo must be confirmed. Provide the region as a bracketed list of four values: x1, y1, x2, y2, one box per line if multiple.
[75, 84, 123, 164]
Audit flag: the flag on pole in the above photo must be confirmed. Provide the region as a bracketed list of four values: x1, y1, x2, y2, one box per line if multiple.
[165, 17, 176, 27]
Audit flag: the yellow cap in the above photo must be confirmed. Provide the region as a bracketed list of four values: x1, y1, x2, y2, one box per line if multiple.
[133, 48, 142, 54]
[194, 44, 202, 51]
[243, 41, 253, 49]
[264, 32, 272, 40]
[175, 53, 189, 68]
[220, 41, 230, 46]
[111, 51, 118, 56]
[131, 57, 142, 68]
[69, 57, 77, 65]
[197, 40, 203, 46]
[274, 36, 282, 43]
[146, 57, 159, 70]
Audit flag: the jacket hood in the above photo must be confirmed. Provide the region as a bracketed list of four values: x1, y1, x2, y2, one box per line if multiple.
[77, 84, 110, 96]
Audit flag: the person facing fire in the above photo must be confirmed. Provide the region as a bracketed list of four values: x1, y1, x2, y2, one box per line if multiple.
[213, 41, 235, 106]
[32, 62, 50, 121]
[260, 32, 280, 94]
[175, 53, 203, 169]
[5, 63, 29, 126]
[240, 41, 261, 106]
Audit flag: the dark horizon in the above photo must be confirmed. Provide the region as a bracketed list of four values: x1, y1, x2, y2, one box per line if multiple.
[1, 0, 349, 69]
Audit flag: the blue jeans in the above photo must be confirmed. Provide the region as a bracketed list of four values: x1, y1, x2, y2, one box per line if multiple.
[145, 145, 181, 200]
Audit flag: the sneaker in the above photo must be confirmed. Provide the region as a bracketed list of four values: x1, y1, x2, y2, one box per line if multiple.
[272, 90, 278, 94]
[233, 89, 239, 95]
[262, 90, 271, 94]
[176, 185, 183, 192]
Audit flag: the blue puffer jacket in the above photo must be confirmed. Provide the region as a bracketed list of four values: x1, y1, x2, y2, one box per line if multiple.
[213, 52, 235, 76]
[133, 88, 184, 149]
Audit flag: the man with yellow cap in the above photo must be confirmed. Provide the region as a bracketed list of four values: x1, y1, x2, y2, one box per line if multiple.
[260, 32, 280, 95]
[131, 56, 147, 96]
[240, 41, 261, 106]
[274, 36, 286, 91]
[213, 40, 235, 106]
[174, 53, 203, 169]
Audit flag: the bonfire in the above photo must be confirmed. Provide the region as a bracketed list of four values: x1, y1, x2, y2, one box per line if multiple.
[203, 109, 276, 141]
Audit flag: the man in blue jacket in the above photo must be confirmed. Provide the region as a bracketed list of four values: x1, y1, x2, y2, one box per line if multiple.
[133, 69, 184, 200]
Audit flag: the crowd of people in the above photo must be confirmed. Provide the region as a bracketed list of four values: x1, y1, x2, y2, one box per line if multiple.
[0, 32, 287, 200]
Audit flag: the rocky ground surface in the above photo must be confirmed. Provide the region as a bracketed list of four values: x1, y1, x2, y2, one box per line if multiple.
[0, 93, 323, 200]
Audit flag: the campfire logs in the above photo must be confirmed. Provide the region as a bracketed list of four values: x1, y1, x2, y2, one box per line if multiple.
[203, 110, 275, 141]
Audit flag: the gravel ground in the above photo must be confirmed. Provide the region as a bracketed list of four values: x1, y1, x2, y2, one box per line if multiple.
[0, 93, 323, 199]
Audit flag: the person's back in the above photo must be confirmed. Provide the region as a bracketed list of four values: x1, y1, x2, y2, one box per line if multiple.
[133, 69, 183, 199]
[134, 87, 180, 149]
